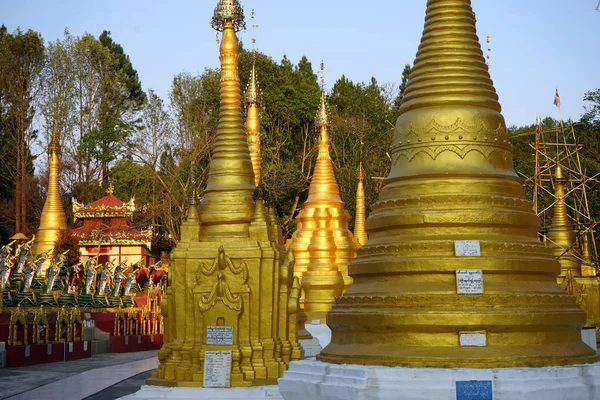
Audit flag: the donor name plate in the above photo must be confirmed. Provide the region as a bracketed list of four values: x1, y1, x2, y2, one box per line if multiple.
[454, 240, 481, 256]
[459, 331, 487, 347]
[206, 326, 233, 345]
[456, 269, 483, 294]
[203, 350, 232, 388]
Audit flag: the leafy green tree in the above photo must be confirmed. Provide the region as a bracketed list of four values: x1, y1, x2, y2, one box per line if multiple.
[0, 27, 45, 236]
[95, 31, 146, 188]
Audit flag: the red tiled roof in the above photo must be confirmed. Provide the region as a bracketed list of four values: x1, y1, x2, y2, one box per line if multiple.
[86, 194, 124, 209]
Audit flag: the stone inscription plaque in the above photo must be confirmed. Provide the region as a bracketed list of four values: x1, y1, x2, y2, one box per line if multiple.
[456, 269, 483, 294]
[459, 331, 487, 347]
[456, 380, 493, 400]
[454, 240, 481, 256]
[203, 350, 232, 388]
[206, 326, 233, 345]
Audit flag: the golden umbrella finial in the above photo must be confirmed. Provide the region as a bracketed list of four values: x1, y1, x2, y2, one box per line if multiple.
[211, 0, 246, 32]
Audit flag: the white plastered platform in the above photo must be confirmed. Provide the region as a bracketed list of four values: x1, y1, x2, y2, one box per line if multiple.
[119, 384, 282, 400]
[305, 322, 332, 349]
[299, 338, 322, 358]
[278, 359, 600, 400]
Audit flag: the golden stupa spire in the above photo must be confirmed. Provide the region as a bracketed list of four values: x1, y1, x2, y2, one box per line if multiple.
[244, 9, 262, 186]
[319, 0, 597, 368]
[286, 62, 357, 322]
[199, 1, 255, 239]
[33, 100, 67, 256]
[308, 62, 339, 206]
[353, 147, 368, 246]
[547, 164, 582, 275]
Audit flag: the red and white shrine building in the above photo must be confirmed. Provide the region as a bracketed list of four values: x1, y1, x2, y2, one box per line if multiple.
[71, 185, 155, 267]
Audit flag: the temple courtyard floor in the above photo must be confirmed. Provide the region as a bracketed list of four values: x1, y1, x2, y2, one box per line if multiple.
[0, 350, 158, 400]
[1, 343, 600, 400]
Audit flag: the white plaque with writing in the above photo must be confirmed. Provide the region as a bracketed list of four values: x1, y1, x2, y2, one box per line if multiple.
[454, 240, 481, 256]
[203, 350, 232, 388]
[456, 269, 483, 294]
[459, 332, 487, 347]
[84, 341, 88, 351]
[69, 342, 73, 352]
[206, 326, 233, 345]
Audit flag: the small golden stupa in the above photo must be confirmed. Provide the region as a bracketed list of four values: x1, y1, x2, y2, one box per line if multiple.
[319, 0, 598, 368]
[149, 0, 301, 387]
[286, 65, 357, 322]
[33, 103, 67, 256]
[353, 161, 368, 247]
[245, 50, 262, 187]
[549, 165, 600, 330]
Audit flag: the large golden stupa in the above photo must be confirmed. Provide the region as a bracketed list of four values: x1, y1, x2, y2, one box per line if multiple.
[149, 0, 301, 387]
[318, 0, 599, 368]
[33, 105, 67, 256]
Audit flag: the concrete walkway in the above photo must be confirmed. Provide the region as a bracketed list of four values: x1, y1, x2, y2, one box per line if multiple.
[0, 350, 158, 400]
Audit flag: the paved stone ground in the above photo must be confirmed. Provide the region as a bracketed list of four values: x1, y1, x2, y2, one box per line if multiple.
[0, 350, 158, 400]
[84, 370, 153, 400]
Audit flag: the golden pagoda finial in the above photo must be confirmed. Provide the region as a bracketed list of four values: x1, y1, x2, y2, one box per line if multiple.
[106, 183, 115, 196]
[200, 0, 255, 238]
[211, 0, 245, 32]
[319, 0, 597, 368]
[315, 62, 330, 128]
[353, 158, 368, 247]
[33, 97, 67, 257]
[547, 164, 582, 275]
[244, 9, 262, 186]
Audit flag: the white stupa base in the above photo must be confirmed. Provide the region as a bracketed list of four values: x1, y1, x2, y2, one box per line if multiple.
[278, 360, 600, 400]
[119, 384, 282, 400]
[299, 338, 322, 358]
[581, 326, 597, 351]
[305, 322, 332, 349]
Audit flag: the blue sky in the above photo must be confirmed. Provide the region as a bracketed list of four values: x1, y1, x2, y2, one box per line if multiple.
[1, 0, 599, 127]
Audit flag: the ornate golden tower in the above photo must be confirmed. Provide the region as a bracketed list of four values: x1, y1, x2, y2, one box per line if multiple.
[150, 1, 301, 387]
[287, 65, 357, 322]
[319, 0, 598, 368]
[547, 165, 582, 275]
[353, 162, 368, 246]
[33, 104, 67, 256]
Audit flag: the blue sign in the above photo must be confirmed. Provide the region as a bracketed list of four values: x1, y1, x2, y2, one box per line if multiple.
[456, 380, 493, 400]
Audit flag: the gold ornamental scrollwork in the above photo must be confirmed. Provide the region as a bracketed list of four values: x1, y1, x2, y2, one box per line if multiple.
[396, 117, 506, 139]
[392, 117, 512, 163]
[392, 143, 511, 163]
[559, 270, 587, 306]
[196, 246, 248, 312]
